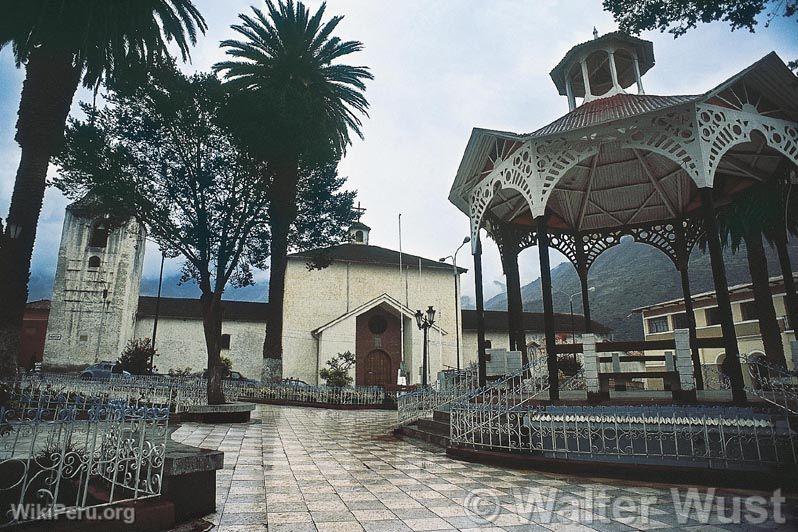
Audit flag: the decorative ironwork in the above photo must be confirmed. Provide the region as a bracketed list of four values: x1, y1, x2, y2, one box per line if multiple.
[0, 393, 169, 528]
[397, 366, 479, 424]
[547, 231, 577, 267]
[450, 402, 798, 472]
[579, 229, 624, 272]
[696, 103, 798, 186]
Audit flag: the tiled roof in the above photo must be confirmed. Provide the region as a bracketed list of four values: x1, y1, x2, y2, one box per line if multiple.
[461, 309, 611, 334]
[136, 296, 268, 322]
[26, 299, 51, 310]
[288, 243, 468, 273]
[527, 93, 699, 138]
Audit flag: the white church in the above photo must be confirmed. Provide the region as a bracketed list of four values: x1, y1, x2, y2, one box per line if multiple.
[39, 199, 605, 387]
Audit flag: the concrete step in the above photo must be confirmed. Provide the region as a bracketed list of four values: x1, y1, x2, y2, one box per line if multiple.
[432, 410, 451, 424]
[416, 418, 449, 436]
[395, 423, 449, 448]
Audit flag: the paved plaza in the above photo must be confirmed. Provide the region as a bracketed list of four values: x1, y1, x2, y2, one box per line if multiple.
[170, 405, 797, 531]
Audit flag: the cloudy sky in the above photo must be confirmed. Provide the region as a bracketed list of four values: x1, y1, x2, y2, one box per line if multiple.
[1, 0, 796, 303]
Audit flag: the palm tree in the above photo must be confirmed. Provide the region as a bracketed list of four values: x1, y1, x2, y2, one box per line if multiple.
[215, 0, 371, 380]
[0, 1, 206, 376]
[716, 185, 786, 367]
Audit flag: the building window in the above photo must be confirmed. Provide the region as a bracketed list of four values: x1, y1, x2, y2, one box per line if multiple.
[88, 256, 101, 269]
[220, 334, 231, 350]
[647, 316, 669, 334]
[672, 313, 690, 330]
[705, 307, 722, 326]
[740, 301, 758, 321]
[89, 221, 109, 248]
[368, 315, 388, 335]
[354, 230, 364, 242]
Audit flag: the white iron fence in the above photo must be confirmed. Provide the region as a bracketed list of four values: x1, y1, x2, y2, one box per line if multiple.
[450, 403, 798, 471]
[0, 392, 170, 528]
[397, 367, 479, 424]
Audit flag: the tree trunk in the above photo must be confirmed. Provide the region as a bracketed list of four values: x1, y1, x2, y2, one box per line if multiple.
[262, 158, 300, 382]
[774, 229, 798, 331]
[201, 291, 226, 405]
[745, 230, 786, 366]
[0, 48, 80, 377]
[501, 247, 528, 366]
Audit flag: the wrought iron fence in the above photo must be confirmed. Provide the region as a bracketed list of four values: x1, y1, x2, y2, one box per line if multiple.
[9, 373, 388, 412]
[745, 357, 798, 414]
[0, 394, 169, 528]
[397, 367, 479, 424]
[450, 403, 798, 471]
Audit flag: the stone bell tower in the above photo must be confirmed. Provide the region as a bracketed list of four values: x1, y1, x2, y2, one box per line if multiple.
[43, 197, 146, 371]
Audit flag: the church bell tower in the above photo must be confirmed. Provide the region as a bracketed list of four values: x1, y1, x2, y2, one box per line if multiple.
[43, 197, 146, 371]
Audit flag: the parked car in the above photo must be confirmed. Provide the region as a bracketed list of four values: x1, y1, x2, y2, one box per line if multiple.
[80, 361, 131, 380]
[199, 369, 258, 384]
[281, 378, 311, 388]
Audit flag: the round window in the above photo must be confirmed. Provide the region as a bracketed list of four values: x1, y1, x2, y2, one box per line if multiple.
[368, 315, 388, 335]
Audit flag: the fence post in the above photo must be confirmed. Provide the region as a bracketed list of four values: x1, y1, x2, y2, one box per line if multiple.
[674, 328, 697, 402]
[583, 334, 600, 402]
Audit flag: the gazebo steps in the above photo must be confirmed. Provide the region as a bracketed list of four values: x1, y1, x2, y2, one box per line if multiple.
[395, 410, 452, 448]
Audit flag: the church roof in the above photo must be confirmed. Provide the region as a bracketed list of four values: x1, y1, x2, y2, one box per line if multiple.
[136, 296, 268, 322]
[312, 293, 447, 337]
[461, 309, 610, 335]
[288, 243, 467, 273]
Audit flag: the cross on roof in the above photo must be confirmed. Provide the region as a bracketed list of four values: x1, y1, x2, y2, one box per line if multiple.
[353, 202, 366, 222]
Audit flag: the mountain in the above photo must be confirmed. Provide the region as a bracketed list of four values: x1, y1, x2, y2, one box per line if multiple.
[138, 274, 269, 301]
[28, 272, 268, 303]
[485, 238, 798, 340]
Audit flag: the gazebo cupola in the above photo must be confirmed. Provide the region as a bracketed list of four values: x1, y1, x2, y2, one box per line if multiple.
[550, 31, 655, 110]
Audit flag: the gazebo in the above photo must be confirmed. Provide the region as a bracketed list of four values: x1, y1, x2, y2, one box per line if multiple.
[449, 32, 798, 403]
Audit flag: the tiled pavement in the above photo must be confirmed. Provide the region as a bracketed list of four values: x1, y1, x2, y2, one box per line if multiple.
[170, 405, 797, 531]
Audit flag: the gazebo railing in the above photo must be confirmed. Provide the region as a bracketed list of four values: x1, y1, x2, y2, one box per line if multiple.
[450, 403, 798, 472]
[745, 357, 798, 415]
[397, 367, 479, 424]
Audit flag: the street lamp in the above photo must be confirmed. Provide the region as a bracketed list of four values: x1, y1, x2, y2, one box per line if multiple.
[569, 287, 596, 363]
[415, 305, 436, 387]
[439, 236, 470, 371]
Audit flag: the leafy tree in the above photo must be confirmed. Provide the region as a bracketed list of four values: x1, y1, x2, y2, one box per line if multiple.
[603, 0, 797, 71]
[319, 351, 356, 387]
[0, 0, 206, 377]
[53, 62, 268, 405]
[215, 0, 372, 380]
[116, 338, 158, 376]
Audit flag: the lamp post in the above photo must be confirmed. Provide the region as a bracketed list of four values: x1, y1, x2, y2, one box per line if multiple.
[415, 306, 436, 387]
[439, 236, 470, 371]
[569, 287, 595, 364]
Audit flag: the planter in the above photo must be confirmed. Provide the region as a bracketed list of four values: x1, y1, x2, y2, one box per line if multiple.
[177, 402, 255, 423]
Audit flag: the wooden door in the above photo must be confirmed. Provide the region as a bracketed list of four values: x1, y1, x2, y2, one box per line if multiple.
[364, 349, 392, 387]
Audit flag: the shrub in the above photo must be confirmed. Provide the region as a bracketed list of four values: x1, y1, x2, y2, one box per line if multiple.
[319, 351, 356, 388]
[168, 367, 193, 377]
[116, 338, 157, 375]
[220, 356, 232, 377]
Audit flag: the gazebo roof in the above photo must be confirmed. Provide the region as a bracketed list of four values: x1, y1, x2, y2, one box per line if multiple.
[449, 52, 798, 237]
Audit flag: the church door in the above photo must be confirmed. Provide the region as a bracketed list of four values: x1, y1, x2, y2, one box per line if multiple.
[363, 349, 392, 387]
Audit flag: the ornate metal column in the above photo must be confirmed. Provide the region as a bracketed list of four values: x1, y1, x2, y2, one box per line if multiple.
[495, 223, 529, 365]
[573, 235, 592, 333]
[700, 188, 746, 403]
[536, 216, 559, 401]
[473, 236, 487, 387]
[674, 222, 703, 389]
